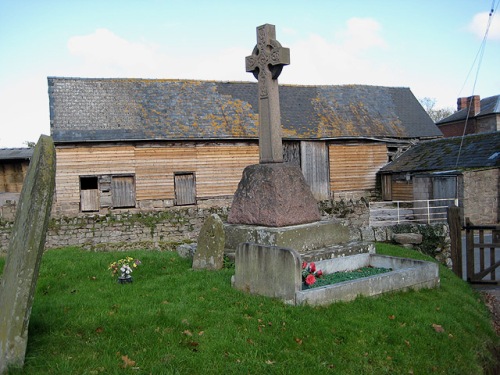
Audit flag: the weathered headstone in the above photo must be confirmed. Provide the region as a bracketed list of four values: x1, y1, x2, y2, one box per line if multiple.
[0, 135, 56, 374]
[228, 24, 320, 226]
[231, 243, 301, 304]
[192, 214, 225, 270]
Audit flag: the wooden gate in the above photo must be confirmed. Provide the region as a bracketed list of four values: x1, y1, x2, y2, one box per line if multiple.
[464, 219, 500, 283]
[448, 207, 500, 283]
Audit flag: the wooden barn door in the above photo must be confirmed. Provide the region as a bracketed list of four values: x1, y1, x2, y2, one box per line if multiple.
[381, 174, 392, 200]
[80, 176, 99, 212]
[300, 141, 330, 200]
[111, 176, 136, 208]
[174, 173, 196, 205]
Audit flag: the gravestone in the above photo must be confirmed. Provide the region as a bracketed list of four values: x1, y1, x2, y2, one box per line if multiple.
[231, 243, 301, 304]
[192, 214, 225, 270]
[0, 135, 56, 374]
[228, 24, 320, 227]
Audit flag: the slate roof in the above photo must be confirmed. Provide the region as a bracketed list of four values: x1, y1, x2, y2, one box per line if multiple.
[48, 77, 442, 143]
[436, 95, 500, 124]
[0, 148, 33, 160]
[379, 131, 500, 173]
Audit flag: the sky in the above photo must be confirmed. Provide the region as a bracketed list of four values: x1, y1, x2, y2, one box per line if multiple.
[0, 0, 499, 147]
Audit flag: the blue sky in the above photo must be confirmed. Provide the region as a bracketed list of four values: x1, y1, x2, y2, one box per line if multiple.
[0, 0, 499, 147]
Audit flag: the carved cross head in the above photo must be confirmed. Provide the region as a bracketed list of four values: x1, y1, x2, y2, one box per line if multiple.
[245, 24, 290, 96]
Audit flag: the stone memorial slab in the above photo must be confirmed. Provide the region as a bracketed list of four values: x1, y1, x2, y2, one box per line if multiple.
[231, 243, 301, 304]
[192, 214, 225, 270]
[0, 135, 56, 374]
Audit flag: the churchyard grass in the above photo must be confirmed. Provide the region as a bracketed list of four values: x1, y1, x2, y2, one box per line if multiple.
[0, 244, 498, 374]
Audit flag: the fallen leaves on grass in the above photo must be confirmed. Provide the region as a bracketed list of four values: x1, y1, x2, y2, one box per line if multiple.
[432, 323, 445, 333]
[120, 355, 136, 368]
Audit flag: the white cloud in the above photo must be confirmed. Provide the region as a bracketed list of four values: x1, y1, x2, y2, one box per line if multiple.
[336, 17, 388, 52]
[67, 28, 171, 77]
[0, 77, 50, 148]
[468, 11, 500, 41]
[279, 18, 396, 86]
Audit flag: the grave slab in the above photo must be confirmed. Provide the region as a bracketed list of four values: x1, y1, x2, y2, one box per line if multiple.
[231, 243, 439, 306]
[0, 135, 56, 374]
[232, 243, 301, 304]
[224, 219, 350, 253]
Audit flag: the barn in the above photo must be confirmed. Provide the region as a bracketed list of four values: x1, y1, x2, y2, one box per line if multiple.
[48, 77, 442, 217]
[0, 148, 33, 195]
[379, 131, 500, 224]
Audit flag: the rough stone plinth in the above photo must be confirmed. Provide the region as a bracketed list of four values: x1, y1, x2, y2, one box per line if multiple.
[0, 135, 56, 374]
[227, 163, 321, 227]
[192, 214, 225, 270]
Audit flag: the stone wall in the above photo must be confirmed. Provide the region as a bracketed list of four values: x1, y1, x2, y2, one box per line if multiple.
[463, 169, 499, 224]
[1, 204, 229, 255]
[0, 198, 451, 268]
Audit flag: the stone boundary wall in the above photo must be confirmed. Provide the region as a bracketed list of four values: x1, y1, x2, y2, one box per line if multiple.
[0, 199, 451, 267]
[463, 169, 499, 224]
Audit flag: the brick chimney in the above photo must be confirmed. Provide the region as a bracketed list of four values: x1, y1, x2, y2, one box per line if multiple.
[457, 95, 481, 116]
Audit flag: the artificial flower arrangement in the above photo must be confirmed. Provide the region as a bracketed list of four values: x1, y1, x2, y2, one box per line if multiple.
[302, 261, 323, 287]
[108, 256, 141, 283]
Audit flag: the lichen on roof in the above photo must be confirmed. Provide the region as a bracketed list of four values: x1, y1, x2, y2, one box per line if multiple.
[48, 78, 440, 143]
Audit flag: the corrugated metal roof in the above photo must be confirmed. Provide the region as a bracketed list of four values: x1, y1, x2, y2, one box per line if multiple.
[0, 148, 33, 160]
[48, 77, 442, 143]
[380, 131, 500, 173]
[436, 95, 500, 124]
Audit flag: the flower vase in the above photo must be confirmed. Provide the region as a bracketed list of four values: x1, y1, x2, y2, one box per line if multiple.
[118, 275, 133, 284]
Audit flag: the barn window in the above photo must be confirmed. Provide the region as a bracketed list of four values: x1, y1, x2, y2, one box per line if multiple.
[80, 176, 99, 212]
[111, 175, 136, 208]
[174, 172, 196, 206]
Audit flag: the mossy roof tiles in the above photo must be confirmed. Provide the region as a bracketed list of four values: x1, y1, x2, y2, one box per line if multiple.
[380, 131, 500, 173]
[48, 78, 442, 143]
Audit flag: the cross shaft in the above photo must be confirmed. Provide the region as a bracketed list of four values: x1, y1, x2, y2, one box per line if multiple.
[246, 24, 290, 163]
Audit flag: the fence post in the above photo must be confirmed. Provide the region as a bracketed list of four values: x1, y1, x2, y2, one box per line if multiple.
[397, 201, 400, 224]
[447, 206, 462, 279]
[465, 218, 474, 282]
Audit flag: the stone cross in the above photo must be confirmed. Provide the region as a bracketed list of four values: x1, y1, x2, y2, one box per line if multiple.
[246, 24, 290, 163]
[0, 135, 56, 374]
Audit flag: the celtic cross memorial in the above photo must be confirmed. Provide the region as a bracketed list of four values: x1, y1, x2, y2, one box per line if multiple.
[246, 24, 290, 163]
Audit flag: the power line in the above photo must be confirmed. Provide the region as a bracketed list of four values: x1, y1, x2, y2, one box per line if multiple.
[455, 0, 499, 168]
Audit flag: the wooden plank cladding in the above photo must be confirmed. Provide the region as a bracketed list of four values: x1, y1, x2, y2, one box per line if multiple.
[391, 181, 413, 201]
[54, 140, 390, 215]
[329, 143, 387, 192]
[54, 143, 259, 213]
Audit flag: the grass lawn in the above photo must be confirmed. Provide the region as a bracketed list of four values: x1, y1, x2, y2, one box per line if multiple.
[0, 243, 498, 374]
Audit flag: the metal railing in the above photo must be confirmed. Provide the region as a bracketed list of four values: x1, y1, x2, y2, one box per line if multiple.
[369, 198, 458, 227]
